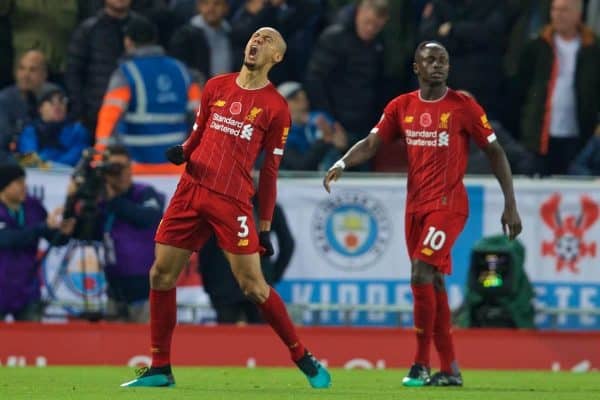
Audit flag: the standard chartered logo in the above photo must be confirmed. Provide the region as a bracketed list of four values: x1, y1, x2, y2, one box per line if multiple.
[405, 129, 449, 147]
[210, 112, 252, 141]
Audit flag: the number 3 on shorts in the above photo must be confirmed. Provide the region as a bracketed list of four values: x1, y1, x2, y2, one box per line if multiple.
[237, 216, 249, 238]
[423, 226, 446, 250]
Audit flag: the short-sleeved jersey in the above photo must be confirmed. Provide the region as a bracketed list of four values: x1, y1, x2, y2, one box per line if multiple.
[182, 73, 291, 220]
[373, 89, 497, 216]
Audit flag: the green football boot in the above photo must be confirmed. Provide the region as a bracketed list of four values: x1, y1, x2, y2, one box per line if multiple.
[120, 366, 175, 388]
[294, 350, 332, 389]
[402, 363, 431, 387]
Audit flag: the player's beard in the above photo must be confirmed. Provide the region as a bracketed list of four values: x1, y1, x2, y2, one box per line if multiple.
[244, 60, 258, 70]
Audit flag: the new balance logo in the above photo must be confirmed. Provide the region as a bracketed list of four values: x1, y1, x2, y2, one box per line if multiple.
[438, 131, 449, 147]
[241, 124, 253, 141]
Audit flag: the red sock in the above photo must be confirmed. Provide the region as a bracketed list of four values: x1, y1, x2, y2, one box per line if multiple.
[434, 290, 457, 374]
[411, 283, 436, 367]
[258, 287, 305, 361]
[150, 288, 177, 368]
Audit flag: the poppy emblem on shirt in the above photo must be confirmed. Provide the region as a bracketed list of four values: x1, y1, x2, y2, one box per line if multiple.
[420, 112, 432, 128]
[230, 101, 242, 115]
[246, 107, 262, 122]
[439, 112, 451, 129]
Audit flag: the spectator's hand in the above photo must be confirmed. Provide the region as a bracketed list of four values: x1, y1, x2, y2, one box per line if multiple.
[423, 2, 434, 18]
[46, 207, 64, 230]
[315, 115, 334, 142]
[259, 231, 274, 256]
[331, 122, 348, 151]
[105, 182, 117, 200]
[438, 22, 452, 37]
[59, 218, 76, 236]
[165, 145, 186, 165]
[67, 179, 78, 196]
[501, 206, 522, 240]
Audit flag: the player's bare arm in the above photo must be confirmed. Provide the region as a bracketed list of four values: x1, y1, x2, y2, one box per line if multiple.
[323, 131, 382, 193]
[483, 141, 522, 240]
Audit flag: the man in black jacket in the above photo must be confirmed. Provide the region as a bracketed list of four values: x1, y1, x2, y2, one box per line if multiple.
[66, 0, 138, 138]
[305, 0, 389, 147]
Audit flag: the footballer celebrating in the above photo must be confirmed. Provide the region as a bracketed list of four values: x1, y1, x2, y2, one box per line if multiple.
[324, 41, 522, 387]
[122, 27, 331, 389]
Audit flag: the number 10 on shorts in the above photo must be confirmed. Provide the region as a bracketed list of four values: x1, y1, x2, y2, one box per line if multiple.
[423, 226, 446, 250]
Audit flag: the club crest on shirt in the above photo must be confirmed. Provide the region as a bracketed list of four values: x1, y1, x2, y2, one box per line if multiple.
[439, 112, 451, 129]
[420, 112, 432, 128]
[213, 100, 226, 107]
[404, 115, 414, 123]
[230, 101, 242, 115]
[245, 107, 262, 122]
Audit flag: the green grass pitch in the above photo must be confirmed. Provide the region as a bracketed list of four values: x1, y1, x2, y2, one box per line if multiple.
[1, 367, 599, 400]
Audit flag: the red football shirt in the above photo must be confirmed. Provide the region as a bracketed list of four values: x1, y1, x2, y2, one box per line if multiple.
[182, 73, 291, 221]
[373, 89, 497, 216]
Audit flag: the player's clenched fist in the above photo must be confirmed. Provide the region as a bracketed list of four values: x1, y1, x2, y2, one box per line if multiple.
[323, 160, 346, 193]
[165, 145, 186, 165]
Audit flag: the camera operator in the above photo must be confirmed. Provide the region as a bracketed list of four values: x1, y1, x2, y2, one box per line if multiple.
[99, 145, 165, 322]
[0, 163, 75, 321]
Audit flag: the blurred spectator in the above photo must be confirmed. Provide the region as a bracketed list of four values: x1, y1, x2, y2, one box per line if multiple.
[0, 50, 53, 154]
[0, 3, 12, 89]
[66, 0, 137, 136]
[98, 145, 165, 322]
[169, 0, 233, 79]
[305, 0, 389, 147]
[587, 0, 600, 36]
[277, 81, 348, 171]
[330, 0, 417, 98]
[515, 0, 600, 176]
[568, 123, 600, 176]
[78, 0, 177, 47]
[230, 0, 324, 83]
[199, 199, 294, 324]
[0, 163, 74, 321]
[95, 16, 201, 174]
[504, 0, 551, 79]
[419, 0, 509, 121]
[0, 0, 79, 85]
[17, 84, 90, 167]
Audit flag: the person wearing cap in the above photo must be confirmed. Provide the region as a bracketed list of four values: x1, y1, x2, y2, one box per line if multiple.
[17, 84, 91, 167]
[277, 81, 348, 171]
[95, 15, 202, 175]
[0, 163, 75, 321]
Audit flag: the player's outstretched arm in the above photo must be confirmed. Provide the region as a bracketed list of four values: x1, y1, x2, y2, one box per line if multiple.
[323, 131, 382, 193]
[483, 141, 522, 240]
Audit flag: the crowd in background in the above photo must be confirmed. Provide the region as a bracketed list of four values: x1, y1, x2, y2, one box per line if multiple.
[1, 0, 599, 323]
[0, 0, 598, 176]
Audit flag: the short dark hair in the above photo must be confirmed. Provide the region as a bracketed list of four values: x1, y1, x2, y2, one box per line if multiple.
[123, 16, 157, 45]
[358, 0, 390, 18]
[105, 144, 130, 159]
[414, 40, 447, 60]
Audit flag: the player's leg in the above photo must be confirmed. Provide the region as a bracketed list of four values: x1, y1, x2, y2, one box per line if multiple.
[225, 251, 331, 389]
[120, 243, 191, 388]
[416, 210, 466, 387]
[122, 179, 208, 388]
[401, 212, 433, 386]
[430, 271, 463, 386]
[402, 258, 436, 387]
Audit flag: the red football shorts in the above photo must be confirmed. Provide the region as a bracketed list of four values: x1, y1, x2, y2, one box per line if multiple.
[405, 210, 467, 274]
[155, 178, 259, 254]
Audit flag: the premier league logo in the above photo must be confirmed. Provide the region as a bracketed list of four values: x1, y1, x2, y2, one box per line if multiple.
[312, 190, 391, 271]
